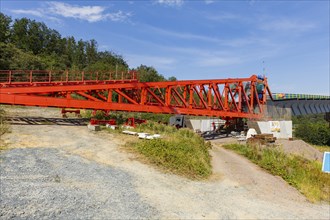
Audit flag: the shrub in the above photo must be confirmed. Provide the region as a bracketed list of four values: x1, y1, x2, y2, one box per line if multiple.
[295, 122, 330, 146]
[126, 123, 212, 179]
[293, 114, 330, 146]
[0, 108, 10, 136]
[0, 108, 10, 151]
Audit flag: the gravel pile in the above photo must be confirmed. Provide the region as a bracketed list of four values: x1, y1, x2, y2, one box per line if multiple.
[0, 148, 158, 219]
[276, 139, 323, 162]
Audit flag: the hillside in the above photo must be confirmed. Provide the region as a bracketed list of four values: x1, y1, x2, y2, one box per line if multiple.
[0, 13, 175, 82]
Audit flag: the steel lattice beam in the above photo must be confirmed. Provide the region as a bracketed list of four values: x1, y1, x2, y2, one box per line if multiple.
[0, 70, 272, 119]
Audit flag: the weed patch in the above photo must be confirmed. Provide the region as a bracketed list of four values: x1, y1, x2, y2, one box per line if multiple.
[313, 145, 330, 153]
[121, 122, 212, 179]
[223, 144, 330, 203]
[0, 107, 10, 151]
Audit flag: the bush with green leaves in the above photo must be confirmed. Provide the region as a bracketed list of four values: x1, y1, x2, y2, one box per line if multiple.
[295, 122, 330, 146]
[293, 114, 330, 146]
[126, 124, 212, 179]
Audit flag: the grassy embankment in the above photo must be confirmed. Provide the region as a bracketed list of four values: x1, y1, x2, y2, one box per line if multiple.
[222, 143, 330, 203]
[0, 108, 10, 151]
[107, 121, 212, 180]
[313, 145, 330, 153]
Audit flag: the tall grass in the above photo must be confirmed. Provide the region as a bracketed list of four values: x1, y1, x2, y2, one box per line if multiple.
[223, 144, 330, 203]
[0, 108, 10, 151]
[124, 122, 212, 179]
[81, 110, 171, 124]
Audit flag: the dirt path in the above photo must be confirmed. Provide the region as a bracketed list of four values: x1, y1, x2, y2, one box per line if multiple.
[1, 107, 329, 219]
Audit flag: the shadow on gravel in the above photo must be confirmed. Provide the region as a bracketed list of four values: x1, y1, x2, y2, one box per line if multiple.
[5, 117, 89, 126]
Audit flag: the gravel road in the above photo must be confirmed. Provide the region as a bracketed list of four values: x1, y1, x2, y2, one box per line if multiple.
[0, 148, 158, 219]
[0, 107, 329, 219]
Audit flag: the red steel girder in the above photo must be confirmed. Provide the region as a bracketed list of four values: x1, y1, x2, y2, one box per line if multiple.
[0, 71, 272, 119]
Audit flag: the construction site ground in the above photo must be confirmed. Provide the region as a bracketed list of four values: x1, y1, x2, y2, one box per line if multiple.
[0, 106, 329, 219]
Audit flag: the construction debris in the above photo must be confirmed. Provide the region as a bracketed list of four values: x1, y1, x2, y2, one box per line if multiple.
[87, 123, 101, 131]
[247, 133, 276, 145]
[122, 130, 138, 135]
[122, 130, 161, 140]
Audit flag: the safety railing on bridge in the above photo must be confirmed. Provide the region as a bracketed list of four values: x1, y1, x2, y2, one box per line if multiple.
[0, 70, 138, 86]
[271, 93, 330, 100]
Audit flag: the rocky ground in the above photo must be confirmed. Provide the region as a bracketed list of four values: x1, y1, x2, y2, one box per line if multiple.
[0, 106, 329, 219]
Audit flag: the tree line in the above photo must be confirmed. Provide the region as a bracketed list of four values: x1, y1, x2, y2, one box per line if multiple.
[0, 13, 176, 82]
[293, 114, 330, 146]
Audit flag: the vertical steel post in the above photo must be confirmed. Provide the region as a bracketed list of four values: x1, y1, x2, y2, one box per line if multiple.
[29, 71, 32, 83]
[8, 70, 12, 84]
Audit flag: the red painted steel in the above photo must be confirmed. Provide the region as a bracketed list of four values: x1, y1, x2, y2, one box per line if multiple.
[0, 70, 272, 119]
[0, 70, 138, 87]
[90, 119, 116, 125]
[125, 118, 147, 127]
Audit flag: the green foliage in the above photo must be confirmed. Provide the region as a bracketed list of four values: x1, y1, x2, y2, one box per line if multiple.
[0, 13, 11, 43]
[130, 113, 171, 124]
[313, 145, 330, 153]
[136, 121, 177, 134]
[0, 13, 129, 71]
[81, 109, 172, 125]
[127, 124, 212, 179]
[223, 144, 330, 202]
[0, 108, 10, 151]
[0, 42, 45, 69]
[292, 114, 327, 125]
[134, 65, 166, 82]
[167, 76, 177, 81]
[293, 114, 330, 146]
[295, 123, 330, 146]
[0, 12, 176, 85]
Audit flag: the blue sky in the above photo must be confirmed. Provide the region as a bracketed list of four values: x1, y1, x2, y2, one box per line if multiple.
[1, 0, 329, 95]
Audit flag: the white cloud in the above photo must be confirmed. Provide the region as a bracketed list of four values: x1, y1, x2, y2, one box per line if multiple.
[11, 9, 44, 17]
[47, 2, 105, 22]
[11, 2, 131, 23]
[155, 0, 184, 7]
[47, 2, 131, 23]
[11, 9, 61, 22]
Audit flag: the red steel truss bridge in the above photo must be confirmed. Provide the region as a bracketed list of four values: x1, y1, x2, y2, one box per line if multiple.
[0, 70, 272, 119]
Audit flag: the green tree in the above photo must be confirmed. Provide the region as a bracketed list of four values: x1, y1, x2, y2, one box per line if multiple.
[11, 18, 29, 51]
[27, 20, 47, 54]
[63, 36, 76, 68]
[44, 29, 62, 55]
[0, 13, 12, 43]
[73, 39, 87, 69]
[294, 115, 330, 146]
[0, 42, 13, 69]
[168, 76, 177, 81]
[134, 65, 166, 82]
[86, 39, 98, 66]
[98, 51, 128, 69]
[40, 52, 67, 70]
